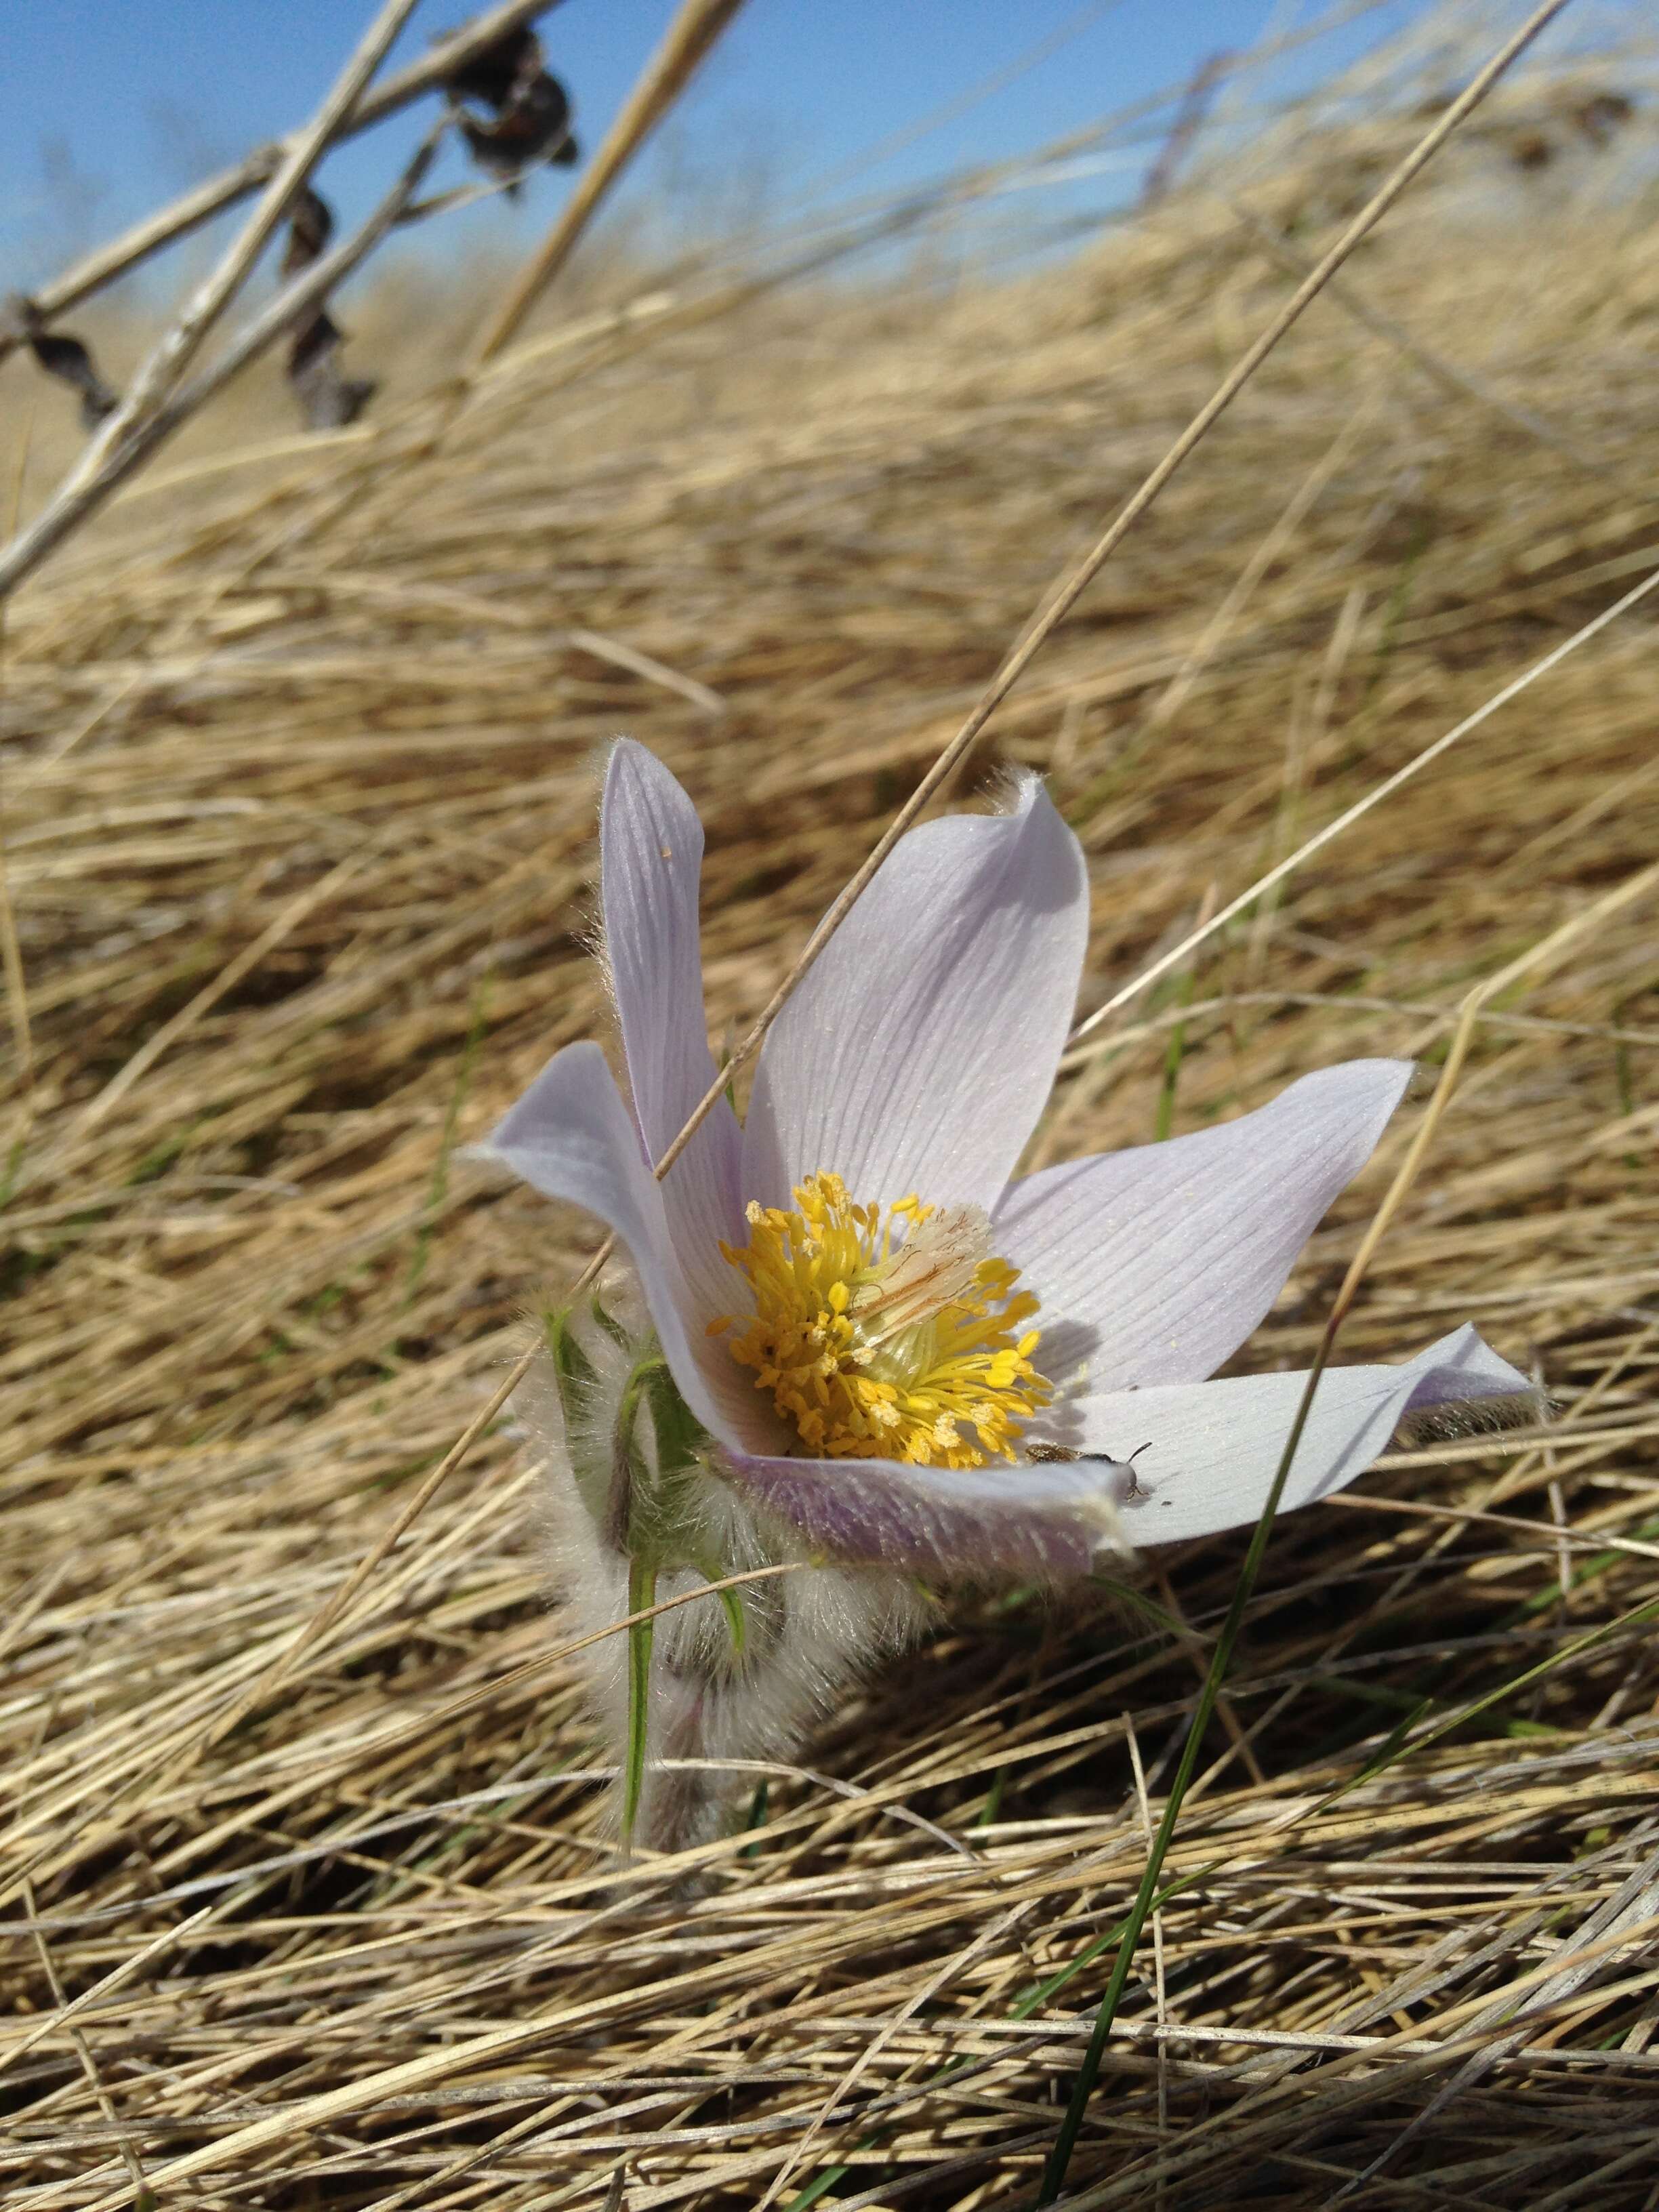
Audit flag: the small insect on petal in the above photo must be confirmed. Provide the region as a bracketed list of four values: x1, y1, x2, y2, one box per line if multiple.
[1027, 1438, 1153, 1498]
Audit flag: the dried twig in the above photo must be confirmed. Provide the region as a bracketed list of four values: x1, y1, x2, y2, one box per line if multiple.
[1139, 48, 1231, 208]
[0, 298, 117, 430]
[0, 115, 445, 602]
[0, 0, 572, 366]
[0, 0, 424, 600]
[279, 189, 380, 430]
[471, 0, 753, 365]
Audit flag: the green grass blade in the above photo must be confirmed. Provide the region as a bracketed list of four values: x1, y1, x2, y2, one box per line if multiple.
[1036, 1334, 1338, 2203]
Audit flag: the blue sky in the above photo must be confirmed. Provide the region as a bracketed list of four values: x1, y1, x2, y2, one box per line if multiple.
[0, 0, 1606, 297]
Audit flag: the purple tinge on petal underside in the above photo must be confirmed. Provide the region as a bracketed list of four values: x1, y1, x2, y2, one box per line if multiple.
[741, 776, 1090, 1220]
[994, 1059, 1414, 1393]
[472, 1040, 774, 1454]
[721, 1444, 1131, 1580]
[1069, 1323, 1532, 1547]
[600, 741, 746, 1322]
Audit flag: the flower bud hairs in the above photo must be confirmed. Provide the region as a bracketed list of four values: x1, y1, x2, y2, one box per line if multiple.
[472, 740, 1533, 1857]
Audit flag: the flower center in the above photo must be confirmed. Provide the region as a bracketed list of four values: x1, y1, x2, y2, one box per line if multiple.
[709, 1172, 1050, 1468]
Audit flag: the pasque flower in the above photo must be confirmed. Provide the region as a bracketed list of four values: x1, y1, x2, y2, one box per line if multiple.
[479, 741, 1528, 1848]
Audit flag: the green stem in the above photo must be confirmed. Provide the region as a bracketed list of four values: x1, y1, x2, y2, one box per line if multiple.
[623, 1555, 657, 1851]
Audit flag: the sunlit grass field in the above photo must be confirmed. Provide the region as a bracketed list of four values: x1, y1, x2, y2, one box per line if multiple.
[3, 49, 1659, 2211]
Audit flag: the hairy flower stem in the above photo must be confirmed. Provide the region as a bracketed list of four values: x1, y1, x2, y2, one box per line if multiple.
[531, 1284, 928, 1860]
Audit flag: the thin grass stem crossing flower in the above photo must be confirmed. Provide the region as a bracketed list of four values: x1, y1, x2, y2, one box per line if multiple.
[476, 741, 1530, 1849]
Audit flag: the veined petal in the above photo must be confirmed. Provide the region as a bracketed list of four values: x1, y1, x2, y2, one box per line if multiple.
[602, 741, 745, 1319]
[995, 1060, 1413, 1391]
[722, 1446, 1130, 1581]
[742, 776, 1089, 1218]
[475, 1042, 772, 1453]
[1069, 1324, 1532, 1547]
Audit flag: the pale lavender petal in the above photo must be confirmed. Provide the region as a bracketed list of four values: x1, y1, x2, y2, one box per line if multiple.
[475, 1042, 773, 1453]
[996, 1061, 1413, 1392]
[741, 777, 1088, 1216]
[602, 741, 745, 1320]
[1068, 1324, 1533, 1547]
[722, 1447, 1130, 1580]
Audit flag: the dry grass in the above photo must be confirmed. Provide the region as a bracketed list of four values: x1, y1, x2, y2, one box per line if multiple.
[4, 73, 1659, 2211]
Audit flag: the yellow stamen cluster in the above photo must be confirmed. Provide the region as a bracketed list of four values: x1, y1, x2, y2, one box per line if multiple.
[708, 1172, 1050, 1469]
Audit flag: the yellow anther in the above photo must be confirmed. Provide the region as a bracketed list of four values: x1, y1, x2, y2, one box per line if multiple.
[719, 1172, 1050, 1469]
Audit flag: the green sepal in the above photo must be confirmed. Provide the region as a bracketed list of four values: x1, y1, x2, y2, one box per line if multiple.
[605, 1354, 697, 1557]
[542, 1303, 611, 1528]
[633, 1359, 750, 1666]
[590, 1291, 632, 1351]
[607, 1356, 659, 1557]
[542, 1299, 598, 1405]
[639, 1364, 746, 1660]
[643, 1356, 709, 1479]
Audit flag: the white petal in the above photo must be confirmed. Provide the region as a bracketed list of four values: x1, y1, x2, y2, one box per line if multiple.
[722, 1446, 1128, 1580]
[476, 1042, 770, 1452]
[1068, 1324, 1533, 1547]
[601, 741, 745, 1320]
[741, 777, 1088, 1216]
[996, 1061, 1413, 1391]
